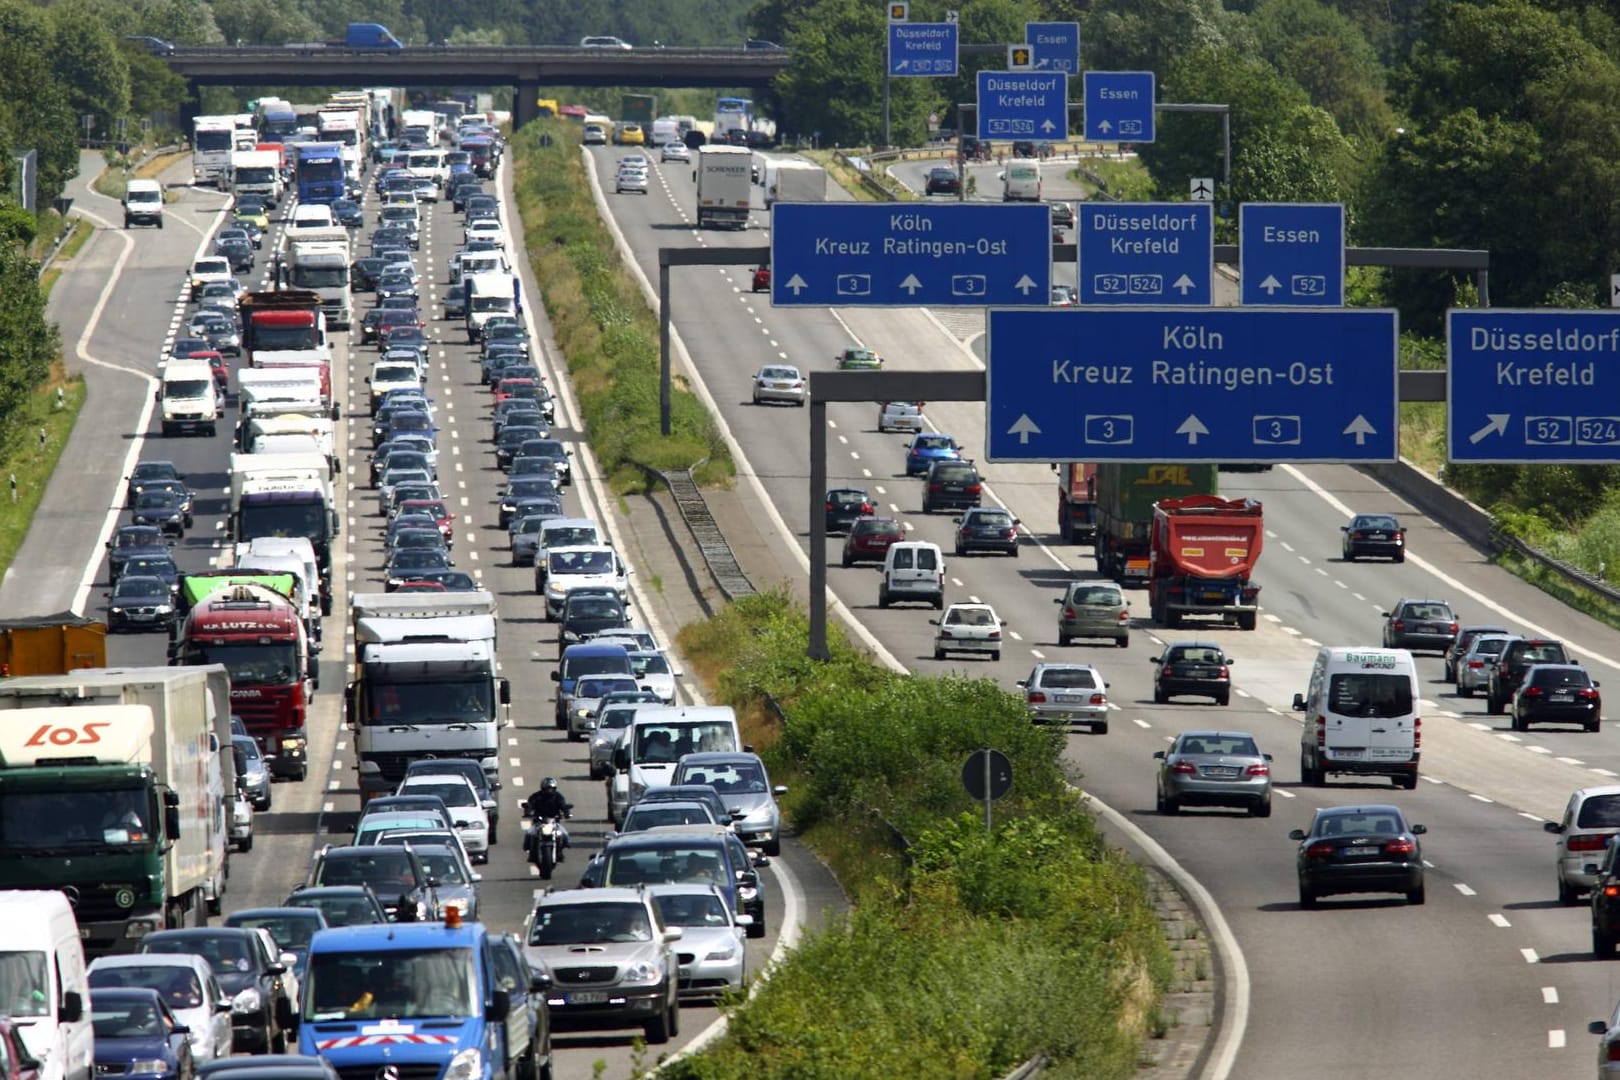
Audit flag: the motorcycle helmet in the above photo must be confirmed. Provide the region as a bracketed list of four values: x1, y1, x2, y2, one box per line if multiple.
[541, 776, 558, 792]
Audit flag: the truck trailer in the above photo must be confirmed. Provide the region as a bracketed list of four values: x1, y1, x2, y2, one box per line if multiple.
[1147, 495, 1264, 630]
[0, 666, 232, 955]
[1092, 464, 1218, 584]
[694, 145, 753, 229]
[0, 615, 107, 676]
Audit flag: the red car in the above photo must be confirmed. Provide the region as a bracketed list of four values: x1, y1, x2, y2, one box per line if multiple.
[191, 350, 229, 391]
[751, 265, 770, 292]
[0, 1021, 40, 1080]
[494, 377, 537, 403]
[841, 516, 905, 567]
[398, 498, 456, 546]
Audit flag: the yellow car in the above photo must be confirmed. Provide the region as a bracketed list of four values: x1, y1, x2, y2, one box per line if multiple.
[233, 205, 269, 232]
[616, 123, 645, 145]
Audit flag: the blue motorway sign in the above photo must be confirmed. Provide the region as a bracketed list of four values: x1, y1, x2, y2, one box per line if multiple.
[1448, 309, 1620, 463]
[889, 22, 958, 77]
[1083, 71, 1155, 142]
[1240, 203, 1345, 306]
[985, 307, 1399, 463]
[976, 71, 1068, 141]
[1025, 22, 1079, 73]
[771, 203, 1051, 308]
[1079, 202, 1212, 306]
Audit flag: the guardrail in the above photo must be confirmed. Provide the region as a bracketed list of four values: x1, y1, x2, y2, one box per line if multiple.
[999, 1055, 1048, 1080]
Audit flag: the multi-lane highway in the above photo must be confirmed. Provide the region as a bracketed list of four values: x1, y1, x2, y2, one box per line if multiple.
[9, 147, 847, 1079]
[585, 141, 1620, 1077]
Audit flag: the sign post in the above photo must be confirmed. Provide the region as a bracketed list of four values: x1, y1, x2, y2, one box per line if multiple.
[961, 748, 1013, 834]
[889, 21, 959, 76]
[1025, 21, 1080, 73]
[985, 307, 1400, 464]
[1239, 203, 1346, 307]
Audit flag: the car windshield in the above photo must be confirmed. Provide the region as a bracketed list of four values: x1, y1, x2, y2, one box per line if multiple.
[760, 367, 797, 380]
[1531, 667, 1592, 689]
[115, 578, 170, 601]
[568, 598, 622, 620]
[1070, 586, 1121, 606]
[969, 511, 1012, 527]
[634, 722, 734, 762]
[626, 805, 713, 831]
[142, 933, 252, 972]
[528, 902, 651, 946]
[1327, 673, 1413, 718]
[0, 952, 48, 1016]
[1314, 811, 1404, 837]
[1168, 647, 1223, 664]
[652, 891, 731, 927]
[230, 915, 318, 952]
[114, 530, 161, 550]
[829, 491, 866, 506]
[89, 965, 203, 1009]
[1176, 735, 1257, 756]
[630, 653, 670, 676]
[305, 948, 475, 1020]
[405, 782, 475, 808]
[576, 676, 637, 698]
[1404, 603, 1453, 621]
[1520, 643, 1568, 664]
[1356, 515, 1399, 530]
[417, 851, 467, 884]
[92, 998, 166, 1038]
[551, 550, 614, 575]
[315, 852, 415, 888]
[603, 845, 729, 888]
[681, 762, 765, 793]
[1037, 667, 1096, 690]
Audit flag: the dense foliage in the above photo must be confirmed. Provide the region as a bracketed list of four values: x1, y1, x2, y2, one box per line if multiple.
[673, 592, 1168, 1079]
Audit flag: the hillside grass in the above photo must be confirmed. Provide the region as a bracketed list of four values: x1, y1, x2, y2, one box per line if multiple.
[0, 360, 87, 579]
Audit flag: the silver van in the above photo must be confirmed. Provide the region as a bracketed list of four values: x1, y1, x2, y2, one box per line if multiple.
[879, 542, 944, 609]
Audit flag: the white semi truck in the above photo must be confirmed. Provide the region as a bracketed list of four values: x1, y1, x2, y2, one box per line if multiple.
[192, 115, 237, 187]
[694, 145, 753, 229]
[283, 227, 352, 329]
[229, 149, 284, 205]
[764, 159, 827, 206]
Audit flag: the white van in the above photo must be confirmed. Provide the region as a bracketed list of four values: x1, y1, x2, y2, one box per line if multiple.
[614, 706, 743, 808]
[234, 535, 328, 615]
[158, 359, 222, 437]
[1292, 647, 1421, 789]
[1000, 159, 1042, 202]
[288, 203, 334, 230]
[879, 541, 945, 609]
[0, 891, 94, 1080]
[123, 179, 164, 229]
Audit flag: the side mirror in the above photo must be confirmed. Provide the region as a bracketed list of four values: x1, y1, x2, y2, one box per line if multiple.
[487, 989, 510, 1022]
[1288, 829, 1307, 841]
[280, 952, 298, 969]
[266, 963, 286, 976]
[1411, 824, 1427, 835]
[734, 914, 754, 928]
[499, 678, 512, 704]
[773, 785, 788, 796]
[928, 619, 938, 625]
[171, 1024, 191, 1036]
[60, 991, 83, 1024]
[529, 970, 553, 992]
[1052, 597, 1061, 604]
[1381, 611, 1392, 618]
[550, 671, 560, 682]
[1291, 693, 1306, 711]
[1544, 821, 1565, 835]
[752, 854, 771, 868]
[1227, 658, 1236, 666]
[1153, 750, 1166, 760]
[662, 927, 683, 942]
[1341, 525, 1350, 531]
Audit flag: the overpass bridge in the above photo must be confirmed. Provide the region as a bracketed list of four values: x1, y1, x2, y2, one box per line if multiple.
[163, 45, 792, 127]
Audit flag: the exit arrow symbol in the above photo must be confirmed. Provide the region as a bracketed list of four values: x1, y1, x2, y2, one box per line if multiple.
[1014, 275, 1036, 295]
[784, 274, 808, 295]
[1343, 415, 1377, 446]
[899, 274, 923, 296]
[1007, 414, 1042, 445]
[1097, 119, 1112, 134]
[1259, 274, 1282, 295]
[1469, 413, 1510, 444]
[1172, 274, 1196, 295]
[1040, 118, 1056, 133]
[1176, 415, 1208, 445]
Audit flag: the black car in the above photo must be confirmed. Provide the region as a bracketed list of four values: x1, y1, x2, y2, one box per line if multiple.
[216, 237, 255, 274]
[953, 506, 1019, 556]
[451, 182, 486, 211]
[1444, 624, 1510, 682]
[282, 885, 390, 928]
[1341, 513, 1406, 561]
[1512, 663, 1601, 732]
[1590, 839, 1620, 955]
[370, 226, 414, 252]
[921, 167, 960, 195]
[922, 459, 983, 514]
[108, 525, 172, 584]
[131, 490, 188, 536]
[1380, 597, 1457, 654]
[496, 425, 546, 470]
[490, 932, 553, 1080]
[499, 479, 560, 528]
[139, 928, 296, 1054]
[560, 590, 631, 645]
[1290, 804, 1426, 908]
[121, 554, 180, 597]
[350, 256, 390, 292]
[306, 844, 441, 923]
[198, 1057, 339, 1080]
[482, 322, 531, 357]
[376, 270, 418, 303]
[126, 461, 183, 507]
[1487, 638, 1571, 714]
[330, 198, 364, 229]
[90, 987, 193, 1080]
[1151, 642, 1233, 705]
[396, 569, 479, 591]
[106, 575, 178, 633]
[824, 487, 873, 533]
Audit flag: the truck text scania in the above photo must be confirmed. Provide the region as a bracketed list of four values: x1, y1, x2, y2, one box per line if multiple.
[0, 666, 232, 955]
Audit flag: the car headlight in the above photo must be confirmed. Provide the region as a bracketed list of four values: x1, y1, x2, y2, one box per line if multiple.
[573, 706, 590, 718]
[738, 886, 758, 901]
[621, 961, 661, 985]
[125, 917, 160, 939]
[128, 1060, 170, 1074]
[232, 987, 262, 1013]
[443, 1048, 482, 1080]
[109, 607, 127, 615]
[745, 805, 774, 822]
[703, 944, 737, 962]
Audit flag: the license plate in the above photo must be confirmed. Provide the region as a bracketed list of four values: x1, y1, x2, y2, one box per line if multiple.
[1202, 592, 1225, 601]
[1055, 694, 1086, 704]
[1203, 767, 1239, 778]
[1341, 847, 1382, 857]
[1333, 749, 1366, 760]
[1552, 693, 1573, 702]
[567, 991, 609, 1004]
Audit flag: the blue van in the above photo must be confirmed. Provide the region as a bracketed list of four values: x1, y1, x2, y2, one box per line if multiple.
[550, 642, 631, 728]
[296, 919, 550, 1080]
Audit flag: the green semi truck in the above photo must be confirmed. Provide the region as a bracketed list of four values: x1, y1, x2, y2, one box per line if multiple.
[1091, 464, 1218, 583]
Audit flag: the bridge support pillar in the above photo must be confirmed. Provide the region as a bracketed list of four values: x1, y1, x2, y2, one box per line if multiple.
[179, 85, 201, 145]
[513, 82, 541, 129]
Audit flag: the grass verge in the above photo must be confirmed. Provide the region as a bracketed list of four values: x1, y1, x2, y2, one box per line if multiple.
[509, 121, 734, 493]
[0, 360, 87, 579]
[1080, 156, 1155, 201]
[40, 219, 94, 298]
[670, 592, 1171, 1079]
[91, 149, 190, 201]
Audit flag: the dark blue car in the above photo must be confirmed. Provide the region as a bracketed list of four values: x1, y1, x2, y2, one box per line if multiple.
[905, 432, 963, 477]
[92, 988, 194, 1080]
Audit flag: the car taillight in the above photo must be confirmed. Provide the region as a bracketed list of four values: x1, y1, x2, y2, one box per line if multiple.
[966, 483, 982, 494]
[1523, 687, 1543, 697]
[961, 528, 972, 537]
[825, 502, 834, 511]
[1245, 763, 1269, 776]
[1305, 841, 1337, 858]
[929, 483, 942, 493]
[1026, 692, 1046, 704]
[1160, 664, 1175, 677]
[1351, 531, 1365, 540]
[1315, 718, 1325, 748]
[1467, 660, 1484, 669]
[1395, 530, 1405, 540]
[1006, 529, 1018, 539]
[1606, 884, 1619, 898]
[1569, 834, 1612, 852]
[1581, 688, 1602, 700]
[1215, 665, 1230, 677]
[1089, 693, 1106, 706]
[861, 503, 874, 514]
[1392, 619, 1405, 631]
[1384, 838, 1416, 855]
[1170, 762, 1197, 774]
[1448, 622, 1459, 633]
[1063, 608, 1076, 619]
[1608, 1040, 1620, 1063]
[1414, 715, 1421, 748]
[988, 631, 1001, 640]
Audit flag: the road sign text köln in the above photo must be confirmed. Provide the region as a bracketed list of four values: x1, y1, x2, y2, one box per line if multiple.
[770, 203, 1052, 308]
[1239, 203, 1345, 306]
[1024, 22, 1079, 73]
[1448, 309, 1620, 464]
[889, 22, 959, 77]
[1079, 202, 1213, 306]
[975, 71, 1067, 141]
[985, 307, 1399, 463]
[1083, 71, 1155, 142]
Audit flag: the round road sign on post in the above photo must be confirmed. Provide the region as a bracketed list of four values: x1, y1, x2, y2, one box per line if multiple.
[963, 748, 1013, 832]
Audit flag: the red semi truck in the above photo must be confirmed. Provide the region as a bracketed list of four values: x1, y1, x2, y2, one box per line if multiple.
[1147, 495, 1264, 631]
[1056, 463, 1098, 543]
[1093, 464, 1219, 583]
[238, 290, 337, 418]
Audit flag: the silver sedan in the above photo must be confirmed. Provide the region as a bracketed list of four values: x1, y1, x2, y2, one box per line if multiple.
[751, 364, 806, 406]
[1456, 633, 1511, 697]
[616, 167, 649, 194]
[648, 884, 750, 1000]
[1154, 730, 1272, 817]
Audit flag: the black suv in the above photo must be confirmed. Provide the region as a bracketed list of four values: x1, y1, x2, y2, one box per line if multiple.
[1592, 839, 1620, 956]
[306, 844, 441, 923]
[1512, 663, 1600, 732]
[139, 927, 296, 1053]
[1380, 598, 1458, 654]
[1151, 642, 1233, 705]
[922, 460, 983, 514]
[1487, 638, 1571, 714]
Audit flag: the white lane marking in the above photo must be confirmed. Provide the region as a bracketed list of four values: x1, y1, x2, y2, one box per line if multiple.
[1543, 987, 1559, 1005]
[1522, 948, 1540, 963]
[1549, 1030, 1566, 1049]
[1281, 541, 1294, 552]
[1469, 793, 1493, 803]
[1454, 883, 1476, 896]
[1029, 648, 1045, 659]
[1557, 757, 1586, 767]
[1132, 718, 1150, 729]
[1488, 913, 1511, 928]
[1274, 789, 1296, 799]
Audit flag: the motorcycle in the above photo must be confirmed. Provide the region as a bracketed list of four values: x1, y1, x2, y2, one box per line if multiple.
[527, 816, 565, 879]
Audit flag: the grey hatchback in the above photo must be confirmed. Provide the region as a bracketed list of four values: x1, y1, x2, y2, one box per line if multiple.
[1055, 579, 1130, 648]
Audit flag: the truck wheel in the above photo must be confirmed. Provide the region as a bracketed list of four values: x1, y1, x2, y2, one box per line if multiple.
[1237, 611, 1257, 631]
[204, 894, 219, 919]
[1400, 771, 1419, 790]
[1596, 922, 1616, 957]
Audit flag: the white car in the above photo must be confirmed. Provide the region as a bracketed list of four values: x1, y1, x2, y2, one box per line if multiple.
[89, 953, 235, 1063]
[751, 364, 805, 406]
[593, 628, 660, 654]
[463, 218, 505, 249]
[628, 649, 681, 704]
[616, 167, 649, 195]
[931, 602, 1006, 661]
[398, 774, 491, 863]
[877, 400, 923, 433]
[187, 257, 235, 299]
[543, 545, 629, 618]
[660, 143, 690, 163]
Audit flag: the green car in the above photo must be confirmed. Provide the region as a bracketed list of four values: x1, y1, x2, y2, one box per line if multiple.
[836, 347, 883, 370]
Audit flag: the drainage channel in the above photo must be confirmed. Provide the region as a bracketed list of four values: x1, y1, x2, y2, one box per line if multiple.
[657, 467, 756, 601]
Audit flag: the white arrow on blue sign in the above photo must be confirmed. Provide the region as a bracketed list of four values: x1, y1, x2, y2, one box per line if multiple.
[1024, 22, 1079, 73]
[1083, 71, 1155, 142]
[889, 22, 959, 77]
[1239, 203, 1345, 306]
[976, 71, 1068, 141]
[1448, 309, 1620, 464]
[1078, 202, 1213, 306]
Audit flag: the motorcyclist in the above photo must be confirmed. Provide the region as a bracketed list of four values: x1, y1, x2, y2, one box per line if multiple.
[524, 777, 573, 859]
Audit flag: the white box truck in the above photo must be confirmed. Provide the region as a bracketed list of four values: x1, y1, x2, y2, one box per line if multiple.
[764, 159, 826, 206]
[694, 145, 753, 229]
[0, 891, 94, 1080]
[230, 149, 284, 205]
[158, 359, 222, 437]
[284, 232, 352, 330]
[0, 666, 233, 955]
